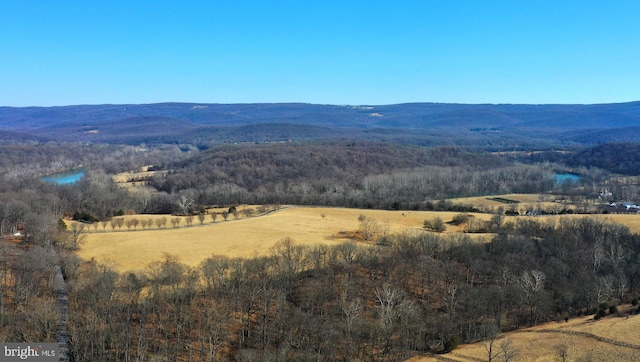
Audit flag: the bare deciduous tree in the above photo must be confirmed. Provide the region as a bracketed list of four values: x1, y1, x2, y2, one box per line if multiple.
[116, 218, 124, 231]
[67, 223, 86, 251]
[171, 217, 181, 228]
[499, 338, 519, 362]
[480, 323, 501, 362]
[358, 214, 379, 241]
[424, 216, 445, 232]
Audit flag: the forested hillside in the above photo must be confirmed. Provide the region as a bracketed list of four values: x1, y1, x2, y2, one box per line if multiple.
[146, 142, 556, 211]
[63, 217, 640, 360]
[2, 102, 639, 147]
[1, 126, 640, 360]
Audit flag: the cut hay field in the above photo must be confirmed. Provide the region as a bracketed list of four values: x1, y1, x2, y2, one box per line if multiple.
[407, 309, 640, 362]
[75, 207, 493, 273]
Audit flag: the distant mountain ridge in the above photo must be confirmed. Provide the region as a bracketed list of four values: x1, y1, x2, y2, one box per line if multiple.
[1, 102, 638, 147]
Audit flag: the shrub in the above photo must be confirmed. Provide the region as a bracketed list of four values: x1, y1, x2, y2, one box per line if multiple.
[443, 335, 459, 353]
[608, 305, 618, 315]
[424, 217, 445, 232]
[450, 213, 471, 226]
[72, 210, 98, 223]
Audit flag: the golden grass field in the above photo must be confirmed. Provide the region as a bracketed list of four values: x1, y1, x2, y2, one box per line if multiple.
[407, 309, 640, 362]
[75, 194, 640, 273]
[74, 206, 494, 273]
[451, 193, 579, 211]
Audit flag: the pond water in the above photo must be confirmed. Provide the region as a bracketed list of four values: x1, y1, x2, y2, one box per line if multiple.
[41, 169, 86, 185]
[553, 173, 581, 184]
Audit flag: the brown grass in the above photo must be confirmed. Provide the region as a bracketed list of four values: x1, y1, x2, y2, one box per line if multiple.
[74, 194, 640, 273]
[74, 207, 493, 273]
[407, 310, 640, 362]
[451, 193, 568, 211]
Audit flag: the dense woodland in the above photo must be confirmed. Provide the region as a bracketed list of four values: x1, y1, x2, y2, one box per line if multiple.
[524, 142, 640, 176]
[0, 139, 640, 361]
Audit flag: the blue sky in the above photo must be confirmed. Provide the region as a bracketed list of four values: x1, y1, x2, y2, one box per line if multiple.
[1, 1, 639, 106]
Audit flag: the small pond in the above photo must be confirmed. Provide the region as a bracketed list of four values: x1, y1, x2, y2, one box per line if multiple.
[41, 169, 86, 185]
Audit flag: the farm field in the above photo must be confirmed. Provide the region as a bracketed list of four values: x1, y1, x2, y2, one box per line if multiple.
[112, 165, 167, 192]
[451, 193, 640, 231]
[407, 308, 640, 361]
[74, 207, 494, 272]
[75, 201, 640, 273]
[450, 193, 576, 211]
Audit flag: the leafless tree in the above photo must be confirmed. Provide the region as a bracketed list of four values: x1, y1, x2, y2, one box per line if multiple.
[242, 208, 255, 218]
[171, 217, 181, 228]
[67, 223, 86, 250]
[499, 338, 519, 362]
[116, 218, 124, 231]
[175, 189, 196, 215]
[424, 216, 445, 232]
[519, 269, 546, 324]
[480, 323, 502, 362]
[358, 214, 379, 241]
[271, 238, 307, 297]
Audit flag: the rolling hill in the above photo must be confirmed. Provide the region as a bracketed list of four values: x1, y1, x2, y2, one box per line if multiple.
[1, 101, 639, 146]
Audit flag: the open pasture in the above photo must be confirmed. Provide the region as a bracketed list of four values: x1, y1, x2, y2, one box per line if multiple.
[75, 207, 493, 272]
[451, 193, 566, 210]
[75, 203, 640, 273]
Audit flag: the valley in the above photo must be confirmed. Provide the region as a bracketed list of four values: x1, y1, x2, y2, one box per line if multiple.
[1, 102, 639, 361]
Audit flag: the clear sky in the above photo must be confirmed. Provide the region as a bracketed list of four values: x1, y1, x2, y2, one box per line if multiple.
[1, 1, 639, 106]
